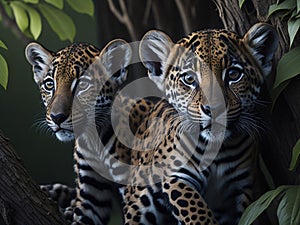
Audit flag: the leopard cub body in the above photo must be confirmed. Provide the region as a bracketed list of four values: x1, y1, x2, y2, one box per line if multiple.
[26, 41, 155, 224]
[120, 23, 278, 225]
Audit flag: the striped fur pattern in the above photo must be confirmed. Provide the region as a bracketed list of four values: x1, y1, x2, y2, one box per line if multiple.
[121, 23, 278, 225]
[71, 95, 156, 225]
[25, 41, 133, 224]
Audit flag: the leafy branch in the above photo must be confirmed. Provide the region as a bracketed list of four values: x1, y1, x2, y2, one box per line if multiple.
[237, 1, 300, 225]
[0, 0, 94, 90]
[239, 143, 300, 225]
[239, 185, 300, 225]
[267, 0, 300, 107]
[0, 40, 8, 90]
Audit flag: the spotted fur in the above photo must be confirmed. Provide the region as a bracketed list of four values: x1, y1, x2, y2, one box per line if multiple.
[25, 41, 155, 224]
[120, 23, 278, 225]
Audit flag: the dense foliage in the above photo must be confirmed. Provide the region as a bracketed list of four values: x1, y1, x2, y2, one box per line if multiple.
[238, 1, 300, 225]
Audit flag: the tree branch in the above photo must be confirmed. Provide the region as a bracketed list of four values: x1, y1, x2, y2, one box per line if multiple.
[0, 3, 31, 43]
[0, 129, 66, 225]
[175, 0, 192, 34]
[107, 0, 137, 40]
[151, 0, 164, 31]
[142, 0, 152, 25]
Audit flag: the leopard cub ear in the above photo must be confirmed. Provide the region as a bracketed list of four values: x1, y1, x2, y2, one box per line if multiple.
[140, 30, 173, 91]
[25, 42, 54, 84]
[243, 23, 278, 77]
[100, 39, 132, 85]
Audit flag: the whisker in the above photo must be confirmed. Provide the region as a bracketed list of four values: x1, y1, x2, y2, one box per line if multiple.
[32, 119, 53, 137]
[236, 111, 269, 140]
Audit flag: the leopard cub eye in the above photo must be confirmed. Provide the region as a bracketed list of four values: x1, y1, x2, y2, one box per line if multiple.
[78, 79, 90, 90]
[43, 78, 54, 91]
[227, 67, 243, 82]
[181, 72, 196, 86]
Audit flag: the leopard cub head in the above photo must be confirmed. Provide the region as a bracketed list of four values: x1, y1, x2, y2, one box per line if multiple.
[140, 23, 278, 141]
[26, 40, 131, 142]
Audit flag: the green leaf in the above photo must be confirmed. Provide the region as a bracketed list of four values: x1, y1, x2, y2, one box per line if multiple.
[10, 1, 29, 32]
[66, 0, 94, 16]
[297, 0, 300, 14]
[0, 40, 8, 50]
[238, 0, 246, 8]
[0, 54, 8, 90]
[277, 186, 300, 225]
[38, 3, 75, 42]
[27, 6, 41, 40]
[238, 186, 289, 225]
[289, 139, 300, 171]
[44, 0, 63, 9]
[288, 17, 300, 47]
[20, 4, 42, 40]
[10, 2, 42, 39]
[26, 6, 42, 40]
[290, 7, 298, 18]
[273, 46, 300, 88]
[280, 8, 296, 20]
[23, 0, 39, 3]
[268, 0, 296, 17]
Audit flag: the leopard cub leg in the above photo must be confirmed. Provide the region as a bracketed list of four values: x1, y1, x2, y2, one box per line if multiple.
[163, 177, 218, 225]
[41, 183, 76, 223]
[40, 183, 76, 212]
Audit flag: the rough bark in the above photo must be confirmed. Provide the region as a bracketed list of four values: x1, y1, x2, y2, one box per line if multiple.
[213, 0, 300, 186]
[0, 129, 66, 225]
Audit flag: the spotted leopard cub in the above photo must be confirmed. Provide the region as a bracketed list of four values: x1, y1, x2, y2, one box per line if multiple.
[121, 23, 278, 225]
[26, 40, 140, 225]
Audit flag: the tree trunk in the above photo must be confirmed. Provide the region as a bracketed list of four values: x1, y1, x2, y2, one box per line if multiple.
[213, 0, 300, 186]
[0, 129, 66, 225]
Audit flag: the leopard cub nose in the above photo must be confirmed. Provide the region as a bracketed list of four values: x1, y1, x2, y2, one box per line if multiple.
[50, 113, 68, 125]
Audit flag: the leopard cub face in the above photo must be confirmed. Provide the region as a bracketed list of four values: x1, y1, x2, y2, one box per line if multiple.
[140, 23, 278, 141]
[26, 41, 131, 142]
